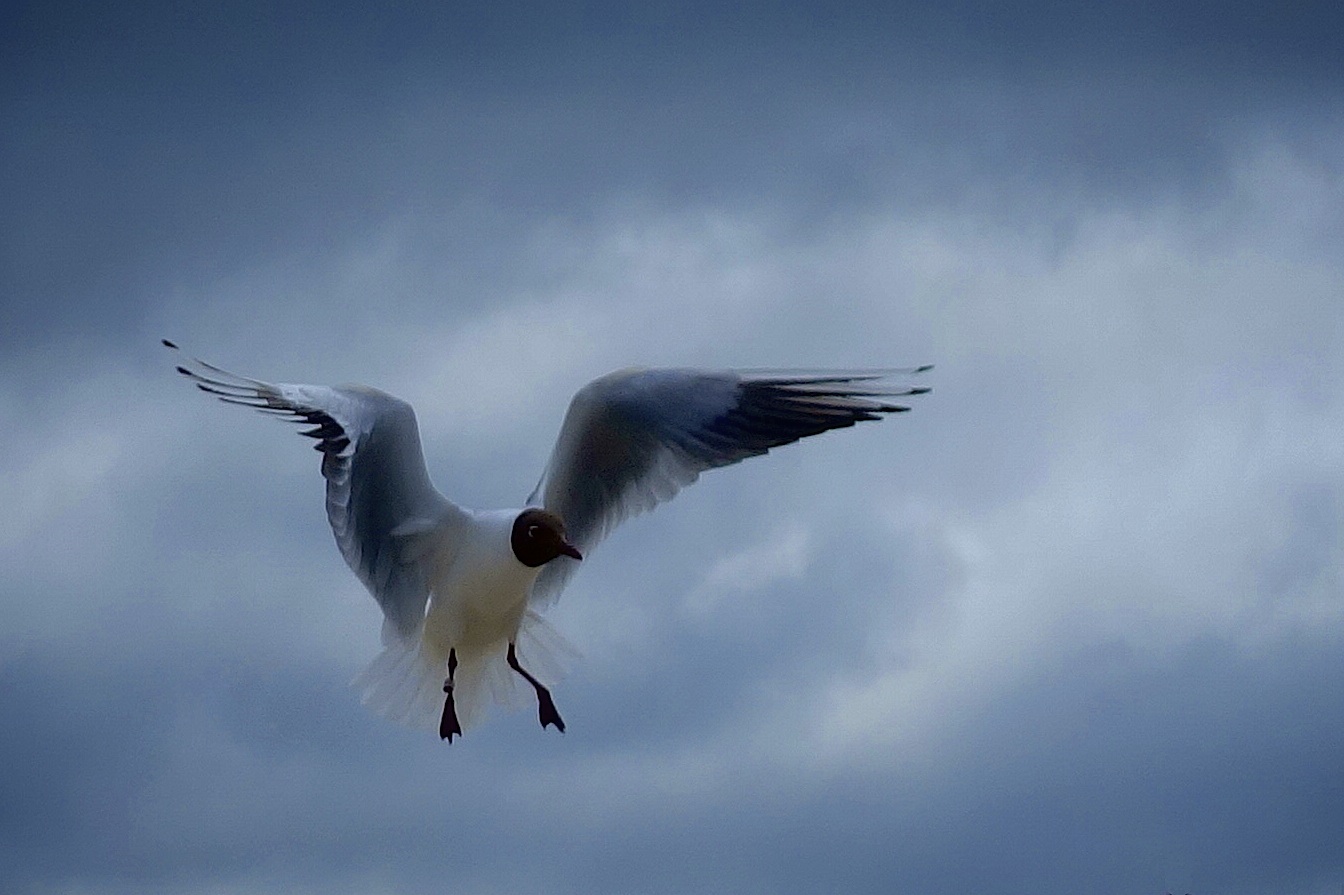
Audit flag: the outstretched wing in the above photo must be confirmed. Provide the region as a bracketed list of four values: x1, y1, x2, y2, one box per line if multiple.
[527, 366, 931, 606]
[168, 341, 467, 641]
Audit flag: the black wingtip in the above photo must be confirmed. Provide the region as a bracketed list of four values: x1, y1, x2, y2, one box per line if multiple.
[915, 364, 934, 373]
[162, 338, 179, 350]
[909, 386, 932, 395]
[176, 365, 193, 377]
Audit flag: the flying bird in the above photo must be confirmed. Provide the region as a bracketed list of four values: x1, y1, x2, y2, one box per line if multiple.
[166, 340, 930, 740]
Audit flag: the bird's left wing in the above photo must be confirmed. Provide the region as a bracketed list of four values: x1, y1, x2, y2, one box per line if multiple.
[168, 342, 467, 641]
[527, 366, 931, 607]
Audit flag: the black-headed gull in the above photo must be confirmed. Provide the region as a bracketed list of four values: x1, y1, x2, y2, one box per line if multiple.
[167, 341, 930, 740]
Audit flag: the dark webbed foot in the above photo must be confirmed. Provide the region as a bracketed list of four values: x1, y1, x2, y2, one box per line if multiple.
[440, 648, 462, 742]
[507, 642, 566, 734]
[439, 688, 462, 741]
[536, 689, 566, 733]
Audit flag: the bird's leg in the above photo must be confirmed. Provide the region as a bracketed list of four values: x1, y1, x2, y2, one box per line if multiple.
[440, 648, 462, 742]
[507, 642, 565, 733]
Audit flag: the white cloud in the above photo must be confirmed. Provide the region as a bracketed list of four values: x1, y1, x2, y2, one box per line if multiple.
[681, 522, 813, 619]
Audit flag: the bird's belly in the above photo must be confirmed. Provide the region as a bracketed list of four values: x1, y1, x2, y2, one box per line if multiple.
[421, 566, 533, 657]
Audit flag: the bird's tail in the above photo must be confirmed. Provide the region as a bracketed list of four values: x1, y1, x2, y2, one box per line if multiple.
[352, 610, 578, 735]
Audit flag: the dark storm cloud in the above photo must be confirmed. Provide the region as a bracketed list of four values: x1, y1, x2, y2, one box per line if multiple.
[4, 0, 1341, 353]
[7, 0, 1342, 94]
[6, 608, 1342, 894]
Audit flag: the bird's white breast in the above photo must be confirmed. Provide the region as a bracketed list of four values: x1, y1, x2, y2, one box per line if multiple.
[421, 508, 541, 657]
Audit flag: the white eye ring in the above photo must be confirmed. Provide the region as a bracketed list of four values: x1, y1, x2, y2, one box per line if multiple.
[527, 524, 541, 538]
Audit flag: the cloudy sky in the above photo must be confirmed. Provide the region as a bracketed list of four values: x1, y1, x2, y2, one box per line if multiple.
[3, 2, 1343, 893]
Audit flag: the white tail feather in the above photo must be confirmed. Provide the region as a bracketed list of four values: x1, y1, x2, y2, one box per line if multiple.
[352, 610, 580, 733]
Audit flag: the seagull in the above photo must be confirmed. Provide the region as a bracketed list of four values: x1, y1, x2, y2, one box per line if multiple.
[166, 340, 930, 740]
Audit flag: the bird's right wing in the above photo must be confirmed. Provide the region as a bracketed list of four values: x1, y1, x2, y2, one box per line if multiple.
[527, 366, 931, 607]
[169, 342, 467, 641]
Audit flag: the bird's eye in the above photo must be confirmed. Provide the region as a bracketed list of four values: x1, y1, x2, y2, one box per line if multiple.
[527, 524, 541, 538]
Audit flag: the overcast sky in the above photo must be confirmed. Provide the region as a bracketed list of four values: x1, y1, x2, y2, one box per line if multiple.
[3, 2, 1343, 894]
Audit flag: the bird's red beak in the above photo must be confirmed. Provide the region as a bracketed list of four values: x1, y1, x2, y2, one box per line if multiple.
[560, 540, 583, 561]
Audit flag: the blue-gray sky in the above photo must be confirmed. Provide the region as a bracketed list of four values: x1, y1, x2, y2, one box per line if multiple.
[2, 3, 1342, 894]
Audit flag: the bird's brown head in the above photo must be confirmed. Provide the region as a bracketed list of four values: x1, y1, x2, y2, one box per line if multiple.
[511, 508, 583, 568]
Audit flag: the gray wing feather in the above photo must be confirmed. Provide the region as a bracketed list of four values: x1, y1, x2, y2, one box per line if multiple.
[528, 366, 931, 606]
[171, 345, 465, 641]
